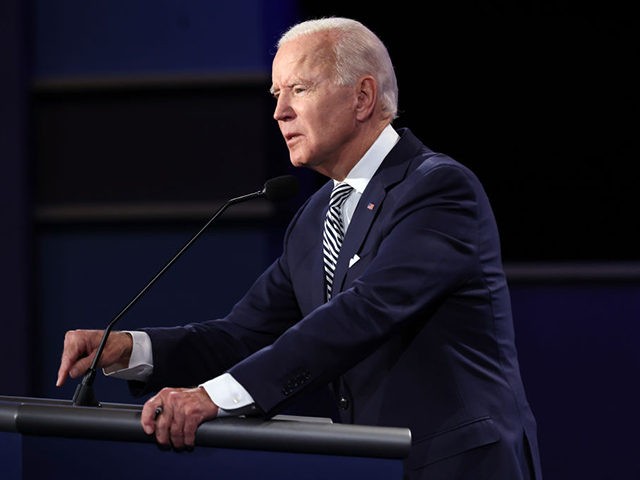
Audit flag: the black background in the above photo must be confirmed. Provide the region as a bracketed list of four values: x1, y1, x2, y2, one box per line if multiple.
[299, 2, 639, 262]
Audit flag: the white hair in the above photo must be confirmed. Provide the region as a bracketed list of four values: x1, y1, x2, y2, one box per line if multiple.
[277, 17, 399, 120]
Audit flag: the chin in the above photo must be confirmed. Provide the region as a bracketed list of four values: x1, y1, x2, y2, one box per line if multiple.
[289, 156, 309, 168]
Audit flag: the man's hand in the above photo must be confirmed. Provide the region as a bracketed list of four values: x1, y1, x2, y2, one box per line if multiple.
[56, 329, 133, 387]
[141, 386, 219, 450]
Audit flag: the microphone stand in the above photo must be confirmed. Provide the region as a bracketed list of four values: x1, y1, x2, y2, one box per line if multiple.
[72, 189, 267, 407]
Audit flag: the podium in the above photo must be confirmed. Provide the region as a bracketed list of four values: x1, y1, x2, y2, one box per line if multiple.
[0, 395, 410, 479]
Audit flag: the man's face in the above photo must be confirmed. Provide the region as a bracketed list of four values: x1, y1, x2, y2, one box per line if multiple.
[271, 33, 359, 177]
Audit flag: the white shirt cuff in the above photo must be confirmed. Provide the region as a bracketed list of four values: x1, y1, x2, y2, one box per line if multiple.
[103, 331, 153, 381]
[200, 373, 255, 416]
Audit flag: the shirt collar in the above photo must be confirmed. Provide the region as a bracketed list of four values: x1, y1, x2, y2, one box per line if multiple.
[335, 124, 400, 194]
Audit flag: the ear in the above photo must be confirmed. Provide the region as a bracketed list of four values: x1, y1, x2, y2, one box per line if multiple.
[355, 76, 377, 121]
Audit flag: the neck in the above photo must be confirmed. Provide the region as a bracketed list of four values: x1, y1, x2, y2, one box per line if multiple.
[320, 121, 390, 181]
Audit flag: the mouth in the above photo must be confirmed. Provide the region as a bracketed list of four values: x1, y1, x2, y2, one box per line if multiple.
[283, 132, 301, 143]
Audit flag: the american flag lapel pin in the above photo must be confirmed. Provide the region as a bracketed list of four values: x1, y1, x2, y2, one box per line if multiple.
[367, 202, 375, 210]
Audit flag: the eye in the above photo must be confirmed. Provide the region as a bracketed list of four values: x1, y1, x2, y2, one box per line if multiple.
[293, 85, 308, 96]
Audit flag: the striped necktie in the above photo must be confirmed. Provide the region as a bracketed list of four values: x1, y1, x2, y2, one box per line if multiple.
[323, 182, 354, 301]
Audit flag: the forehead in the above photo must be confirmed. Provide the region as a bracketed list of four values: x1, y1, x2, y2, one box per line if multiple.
[272, 32, 336, 83]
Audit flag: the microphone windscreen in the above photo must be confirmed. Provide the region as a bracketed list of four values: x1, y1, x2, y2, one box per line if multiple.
[263, 175, 299, 201]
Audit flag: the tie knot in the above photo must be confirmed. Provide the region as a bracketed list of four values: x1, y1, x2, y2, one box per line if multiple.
[330, 182, 353, 208]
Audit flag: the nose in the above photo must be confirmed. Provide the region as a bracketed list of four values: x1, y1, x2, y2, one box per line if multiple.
[273, 93, 294, 122]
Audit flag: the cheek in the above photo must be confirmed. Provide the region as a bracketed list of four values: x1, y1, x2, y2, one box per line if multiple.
[300, 95, 355, 151]
[319, 110, 356, 145]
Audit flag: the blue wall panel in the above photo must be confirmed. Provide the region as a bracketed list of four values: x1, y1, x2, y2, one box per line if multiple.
[36, 226, 282, 404]
[34, 0, 298, 79]
[0, 0, 31, 395]
[510, 282, 640, 479]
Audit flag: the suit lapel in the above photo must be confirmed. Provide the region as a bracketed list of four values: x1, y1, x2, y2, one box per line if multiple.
[331, 181, 385, 292]
[332, 130, 420, 295]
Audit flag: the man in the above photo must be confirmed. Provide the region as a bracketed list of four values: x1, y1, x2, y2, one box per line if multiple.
[57, 17, 542, 479]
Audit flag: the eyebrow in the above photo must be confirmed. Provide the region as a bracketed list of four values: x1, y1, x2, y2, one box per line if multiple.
[269, 81, 304, 96]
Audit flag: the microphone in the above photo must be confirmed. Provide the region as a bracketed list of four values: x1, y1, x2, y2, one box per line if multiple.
[72, 175, 299, 407]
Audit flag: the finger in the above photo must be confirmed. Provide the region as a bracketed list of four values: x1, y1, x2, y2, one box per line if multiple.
[183, 411, 200, 448]
[141, 394, 163, 435]
[154, 405, 164, 419]
[183, 387, 218, 447]
[154, 400, 172, 447]
[169, 396, 187, 449]
[56, 332, 78, 386]
[56, 354, 72, 387]
[56, 331, 92, 386]
[69, 355, 96, 380]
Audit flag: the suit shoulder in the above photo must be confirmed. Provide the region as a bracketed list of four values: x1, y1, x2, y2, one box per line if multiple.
[412, 151, 476, 181]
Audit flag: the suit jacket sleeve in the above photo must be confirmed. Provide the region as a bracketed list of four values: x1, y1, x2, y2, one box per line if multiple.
[130, 201, 311, 395]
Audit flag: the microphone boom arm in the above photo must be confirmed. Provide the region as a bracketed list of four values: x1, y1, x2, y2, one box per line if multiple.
[72, 188, 267, 406]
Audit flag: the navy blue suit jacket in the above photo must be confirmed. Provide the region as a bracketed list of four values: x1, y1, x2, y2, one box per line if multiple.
[137, 128, 542, 479]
